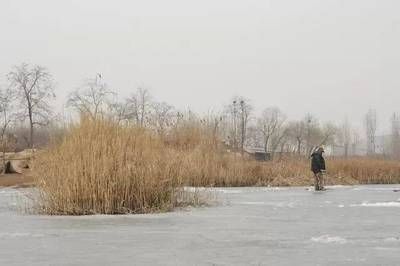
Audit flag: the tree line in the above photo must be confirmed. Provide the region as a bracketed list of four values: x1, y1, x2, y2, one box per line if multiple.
[0, 63, 397, 159]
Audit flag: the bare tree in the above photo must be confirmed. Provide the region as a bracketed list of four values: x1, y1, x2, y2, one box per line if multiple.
[275, 126, 290, 159]
[229, 96, 253, 152]
[239, 100, 247, 152]
[107, 101, 129, 124]
[244, 124, 262, 148]
[224, 101, 239, 150]
[318, 122, 337, 147]
[270, 126, 289, 155]
[67, 74, 114, 119]
[304, 114, 321, 155]
[257, 107, 286, 153]
[0, 87, 16, 172]
[341, 118, 351, 158]
[151, 101, 174, 136]
[126, 88, 152, 127]
[225, 96, 252, 152]
[211, 115, 224, 145]
[301, 115, 337, 156]
[351, 129, 361, 156]
[287, 120, 306, 155]
[365, 109, 377, 155]
[7, 63, 55, 149]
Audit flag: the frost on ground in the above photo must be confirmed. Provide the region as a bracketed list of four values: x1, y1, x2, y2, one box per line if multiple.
[311, 235, 347, 244]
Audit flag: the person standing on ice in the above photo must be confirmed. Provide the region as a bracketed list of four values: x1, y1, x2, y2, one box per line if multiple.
[311, 147, 326, 191]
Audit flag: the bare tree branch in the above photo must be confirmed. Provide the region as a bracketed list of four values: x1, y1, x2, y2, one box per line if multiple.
[7, 63, 55, 149]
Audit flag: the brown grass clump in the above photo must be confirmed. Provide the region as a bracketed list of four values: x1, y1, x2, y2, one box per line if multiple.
[33, 118, 186, 215]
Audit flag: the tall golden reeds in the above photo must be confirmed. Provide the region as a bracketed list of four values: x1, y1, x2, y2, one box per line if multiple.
[33, 118, 185, 215]
[33, 117, 400, 215]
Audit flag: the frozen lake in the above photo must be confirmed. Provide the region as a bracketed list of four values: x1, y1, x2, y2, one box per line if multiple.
[0, 185, 400, 265]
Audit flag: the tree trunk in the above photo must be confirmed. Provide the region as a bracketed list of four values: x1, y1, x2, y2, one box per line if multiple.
[264, 137, 269, 153]
[2, 139, 5, 174]
[29, 108, 34, 150]
[297, 139, 301, 155]
[241, 115, 245, 155]
[279, 142, 285, 160]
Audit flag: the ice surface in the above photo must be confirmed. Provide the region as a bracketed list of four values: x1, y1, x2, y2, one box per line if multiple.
[0, 185, 399, 265]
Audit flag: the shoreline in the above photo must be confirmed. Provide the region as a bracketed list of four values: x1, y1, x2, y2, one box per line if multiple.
[0, 172, 398, 190]
[0, 173, 34, 188]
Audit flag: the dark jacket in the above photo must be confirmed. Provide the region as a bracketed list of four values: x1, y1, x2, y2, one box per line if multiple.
[311, 152, 326, 174]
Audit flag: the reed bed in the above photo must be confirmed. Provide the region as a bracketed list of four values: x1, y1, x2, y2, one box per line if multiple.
[33, 118, 187, 215]
[33, 118, 400, 215]
[328, 158, 400, 184]
[182, 155, 400, 187]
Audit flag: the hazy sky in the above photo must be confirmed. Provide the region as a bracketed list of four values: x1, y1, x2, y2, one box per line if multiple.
[1, 0, 399, 133]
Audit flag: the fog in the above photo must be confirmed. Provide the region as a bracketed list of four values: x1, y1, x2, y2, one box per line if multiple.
[1, 0, 399, 133]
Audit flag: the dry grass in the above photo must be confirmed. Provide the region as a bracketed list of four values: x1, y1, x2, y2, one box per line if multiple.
[32, 118, 400, 215]
[328, 158, 400, 184]
[182, 155, 400, 187]
[33, 118, 188, 215]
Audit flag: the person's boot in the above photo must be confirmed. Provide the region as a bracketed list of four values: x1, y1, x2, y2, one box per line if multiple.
[314, 175, 319, 191]
[320, 176, 325, 190]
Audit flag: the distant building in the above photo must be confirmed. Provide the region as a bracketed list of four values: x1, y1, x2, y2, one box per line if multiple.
[244, 147, 271, 161]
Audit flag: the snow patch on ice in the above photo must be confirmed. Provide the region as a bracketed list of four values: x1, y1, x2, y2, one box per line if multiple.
[183, 187, 207, 193]
[311, 235, 347, 244]
[384, 237, 400, 242]
[351, 202, 400, 207]
[238, 201, 268, 205]
[214, 189, 243, 194]
[0, 232, 45, 238]
[238, 201, 296, 208]
[353, 187, 400, 191]
[338, 205, 345, 208]
[0, 189, 21, 195]
[260, 187, 288, 191]
[327, 185, 347, 188]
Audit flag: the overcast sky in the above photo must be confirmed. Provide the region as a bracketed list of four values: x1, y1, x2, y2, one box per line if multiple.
[1, 0, 399, 133]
